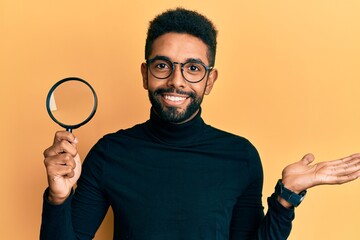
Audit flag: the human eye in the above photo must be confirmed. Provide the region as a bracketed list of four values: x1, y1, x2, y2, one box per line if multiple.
[189, 65, 200, 71]
[184, 62, 204, 74]
[152, 60, 171, 71]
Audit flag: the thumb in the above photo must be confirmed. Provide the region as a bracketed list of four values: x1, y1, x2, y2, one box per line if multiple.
[300, 153, 315, 166]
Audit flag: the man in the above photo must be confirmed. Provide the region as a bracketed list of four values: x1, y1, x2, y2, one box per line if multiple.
[40, 8, 360, 240]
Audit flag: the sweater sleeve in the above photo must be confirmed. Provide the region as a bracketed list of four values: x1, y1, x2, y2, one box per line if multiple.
[230, 141, 294, 240]
[256, 193, 295, 239]
[40, 189, 76, 240]
[40, 138, 110, 240]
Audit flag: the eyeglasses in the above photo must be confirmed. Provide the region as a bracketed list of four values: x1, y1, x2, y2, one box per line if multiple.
[146, 56, 213, 83]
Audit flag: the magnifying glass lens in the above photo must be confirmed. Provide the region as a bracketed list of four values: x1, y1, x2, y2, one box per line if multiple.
[50, 81, 95, 125]
[46, 77, 98, 132]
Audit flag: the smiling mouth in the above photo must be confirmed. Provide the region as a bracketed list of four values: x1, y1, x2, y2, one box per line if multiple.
[162, 94, 189, 106]
[164, 95, 187, 102]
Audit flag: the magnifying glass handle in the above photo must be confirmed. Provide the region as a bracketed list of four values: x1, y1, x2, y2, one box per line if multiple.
[66, 128, 72, 133]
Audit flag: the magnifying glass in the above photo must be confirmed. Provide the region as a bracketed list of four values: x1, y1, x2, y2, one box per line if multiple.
[46, 77, 98, 132]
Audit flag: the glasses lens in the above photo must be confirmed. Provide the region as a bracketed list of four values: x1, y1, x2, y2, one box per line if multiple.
[148, 59, 172, 79]
[183, 61, 207, 83]
[147, 58, 209, 83]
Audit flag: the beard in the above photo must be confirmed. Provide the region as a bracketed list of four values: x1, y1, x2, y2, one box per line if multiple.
[148, 87, 204, 124]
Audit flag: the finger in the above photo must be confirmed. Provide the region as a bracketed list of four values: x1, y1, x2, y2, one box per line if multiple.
[326, 153, 360, 166]
[43, 140, 77, 157]
[349, 153, 360, 158]
[332, 157, 360, 176]
[340, 153, 360, 164]
[47, 164, 76, 180]
[44, 138, 78, 157]
[44, 153, 77, 169]
[56, 140, 78, 155]
[45, 155, 77, 180]
[300, 153, 315, 166]
[312, 154, 360, 172]
[328, 170, 360, 184]
[328, 154, 360, 170]
[46, 157, 76, 176]
[53, 131, 78, 145]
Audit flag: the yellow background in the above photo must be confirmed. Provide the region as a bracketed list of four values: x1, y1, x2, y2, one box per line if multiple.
[1, 0, 359, 239]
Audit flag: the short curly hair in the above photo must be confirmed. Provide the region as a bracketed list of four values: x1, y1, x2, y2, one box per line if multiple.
[145, 8, 218, 67]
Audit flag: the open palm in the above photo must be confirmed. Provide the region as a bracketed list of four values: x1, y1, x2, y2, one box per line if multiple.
[281, 153, 360, 193]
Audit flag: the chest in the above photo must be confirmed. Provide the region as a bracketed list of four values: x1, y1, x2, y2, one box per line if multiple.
[104, 143, 251, 213]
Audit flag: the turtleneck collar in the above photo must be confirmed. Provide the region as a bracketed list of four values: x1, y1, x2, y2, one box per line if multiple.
[145, 108, 206, 146]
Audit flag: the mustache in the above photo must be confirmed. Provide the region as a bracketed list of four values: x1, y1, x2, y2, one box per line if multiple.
[153, 88, 196, 99]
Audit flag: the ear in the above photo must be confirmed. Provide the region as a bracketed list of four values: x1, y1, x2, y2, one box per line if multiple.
[141, 62, 148, 90]
[204, 68, 218, 95]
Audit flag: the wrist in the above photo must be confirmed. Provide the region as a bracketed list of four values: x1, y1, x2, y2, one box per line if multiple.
[47, 189, 71, 205]
[281, 178, 306, 194]
[275, 179, 307, 207]
[277, 196, 294, 208]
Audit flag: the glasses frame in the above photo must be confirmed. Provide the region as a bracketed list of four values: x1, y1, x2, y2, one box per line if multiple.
[146, 56, 213, 83]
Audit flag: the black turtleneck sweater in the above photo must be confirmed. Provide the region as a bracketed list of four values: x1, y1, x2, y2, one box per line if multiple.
[41, 110, 294, 240]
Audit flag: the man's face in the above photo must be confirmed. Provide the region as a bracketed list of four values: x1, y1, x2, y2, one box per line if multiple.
[141, 33, 218, 124]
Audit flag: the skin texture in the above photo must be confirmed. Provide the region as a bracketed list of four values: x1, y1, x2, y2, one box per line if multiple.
[43, 33, 360, 208]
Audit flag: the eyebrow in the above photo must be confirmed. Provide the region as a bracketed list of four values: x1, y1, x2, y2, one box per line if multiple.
[151, 55, 207, 65]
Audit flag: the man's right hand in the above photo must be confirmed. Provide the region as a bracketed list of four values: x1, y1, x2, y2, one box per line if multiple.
[43, 131, 82, 205]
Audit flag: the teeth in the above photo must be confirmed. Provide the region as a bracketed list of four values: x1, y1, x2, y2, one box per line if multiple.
[164, 95, 186, 102]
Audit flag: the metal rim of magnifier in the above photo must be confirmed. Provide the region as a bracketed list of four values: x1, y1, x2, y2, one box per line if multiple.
[46, 77, 98, 132]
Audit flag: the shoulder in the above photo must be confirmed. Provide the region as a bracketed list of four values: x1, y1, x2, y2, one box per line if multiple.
[204, 124, 261, 161]
[204, 124, 256, 148]
[102, 121, 148, 141]
[84, 122, 147, 155]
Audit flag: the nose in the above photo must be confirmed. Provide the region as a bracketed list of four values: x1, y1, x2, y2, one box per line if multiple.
[166, 63, 186, 89]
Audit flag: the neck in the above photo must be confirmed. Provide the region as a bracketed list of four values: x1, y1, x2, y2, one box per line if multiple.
[152, 108, 200, 125]
[146, 108, 205, 146]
